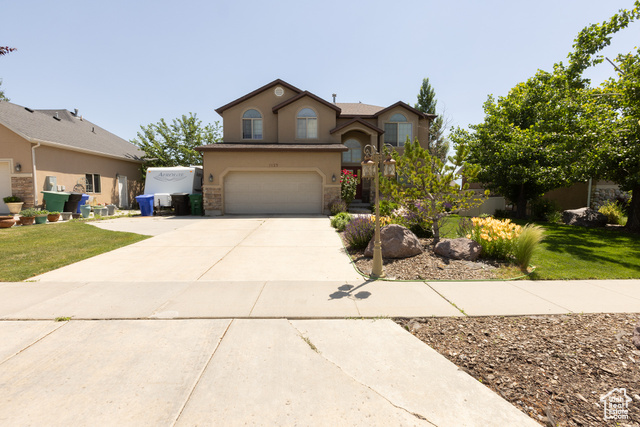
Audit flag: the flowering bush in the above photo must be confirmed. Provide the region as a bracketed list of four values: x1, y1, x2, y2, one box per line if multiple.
[343, 215, 375, 249]
[340, 170, 358, 205]
[392, 201, 433, 238]
[329, 199, 348, 216]
[466, 217, 522, 260]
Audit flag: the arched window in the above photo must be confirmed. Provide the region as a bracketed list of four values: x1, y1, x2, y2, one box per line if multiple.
[384, 113, 412, 146]
[296, 108, 317, 139]
[342, 139, 362, 163]
[242, 109, 263, 140]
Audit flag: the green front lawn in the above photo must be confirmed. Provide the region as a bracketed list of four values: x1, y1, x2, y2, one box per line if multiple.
[527, 223, 640, 280]
[439, 215, 640, 279]
[0, 222, 148, 281]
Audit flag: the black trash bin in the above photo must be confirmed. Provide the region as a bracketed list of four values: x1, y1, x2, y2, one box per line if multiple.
[171, 193, 190, 216]
[63, 192, 83, 213]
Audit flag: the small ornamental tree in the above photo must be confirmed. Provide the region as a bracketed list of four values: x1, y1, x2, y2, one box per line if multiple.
[340, 169, 358, 205]
[380, 139, 488, 243]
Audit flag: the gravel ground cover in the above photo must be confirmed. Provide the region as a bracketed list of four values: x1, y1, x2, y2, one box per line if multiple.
[396, 314, 640, 427]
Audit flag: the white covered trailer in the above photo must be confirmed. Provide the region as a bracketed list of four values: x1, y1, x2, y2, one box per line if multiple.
[143, 166, 203, 207]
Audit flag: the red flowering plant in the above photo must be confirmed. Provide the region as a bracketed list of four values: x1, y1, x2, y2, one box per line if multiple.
[340, 169, 359, 206]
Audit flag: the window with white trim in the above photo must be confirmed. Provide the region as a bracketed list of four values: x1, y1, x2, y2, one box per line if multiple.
[242, 109, 263, 139]
[296, 108, 318, 139]
[384, 113, 412, 146]
[85, 174, 101, 193]
[342, 139, 362, 163]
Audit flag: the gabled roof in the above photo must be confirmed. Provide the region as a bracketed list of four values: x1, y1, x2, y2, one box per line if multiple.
[215, 79, 303, 115]
[196, 143, 347, 153]
[335, 103, 385, 116]
[272, 91, 341, 114]
[374, 101, 437, 120]
[0, 101, 144, 162]
[330, 118, 384, 135]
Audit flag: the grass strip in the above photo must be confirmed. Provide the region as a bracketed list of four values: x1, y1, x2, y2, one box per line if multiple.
[0, 222, 149, 281]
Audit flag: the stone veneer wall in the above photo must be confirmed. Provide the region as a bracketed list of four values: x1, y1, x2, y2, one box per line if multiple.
[590, 186, 631, 210]
[203, 186, 222, 214]
[323, 186, 341, 214]
[11, 177, 35, 208]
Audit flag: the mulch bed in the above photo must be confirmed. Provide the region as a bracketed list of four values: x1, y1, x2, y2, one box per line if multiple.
[396, 314, 640, 426]
[341, 234, 509, 281]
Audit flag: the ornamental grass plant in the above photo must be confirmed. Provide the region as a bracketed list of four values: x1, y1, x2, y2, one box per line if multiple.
[514, 223, 545, 271]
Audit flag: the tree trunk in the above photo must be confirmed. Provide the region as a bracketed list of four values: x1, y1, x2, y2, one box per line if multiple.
[625, 183, 640, 232]
[516, 184, 527, 219]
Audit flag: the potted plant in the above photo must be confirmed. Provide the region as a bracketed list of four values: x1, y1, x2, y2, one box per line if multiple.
[94, 204, 108, 217]
[60, 212, 72, 221]
[80, 203, 92, 218]
[106, 204, 117, 216]
[3, 196, 23, 215]
[47, 211, 61, 222]
[19, 208, 38, 226]
[0, 215, 16, 228]
[35, 209, 49, 224]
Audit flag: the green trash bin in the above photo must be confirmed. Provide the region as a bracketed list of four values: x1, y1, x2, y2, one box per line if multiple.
[189, 193, 203, 216]
[41, 191, 71, 212]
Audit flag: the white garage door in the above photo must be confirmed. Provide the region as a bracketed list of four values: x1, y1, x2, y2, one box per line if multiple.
[224, 172, 322, 214]
[0, 162, 11, 214]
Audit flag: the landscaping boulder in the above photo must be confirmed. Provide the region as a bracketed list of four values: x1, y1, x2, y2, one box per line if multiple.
[562, 207, 607, 227]
[633, 322, 640, 350]
[364, 224, 423, 259]
[434, 238, 482, 261]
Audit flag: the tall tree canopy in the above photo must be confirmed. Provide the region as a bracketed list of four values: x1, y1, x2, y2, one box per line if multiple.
[132, 113, 222, 170]
[452, 1, 640, 227]
[415, 78, 450, 163]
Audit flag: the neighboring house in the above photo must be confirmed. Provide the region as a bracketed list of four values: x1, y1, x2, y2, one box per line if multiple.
[196, 79, 435, 215]
[0, 101, 144, 213]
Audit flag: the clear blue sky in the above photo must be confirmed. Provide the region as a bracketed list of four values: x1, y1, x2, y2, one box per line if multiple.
[2, 0, 638, 142]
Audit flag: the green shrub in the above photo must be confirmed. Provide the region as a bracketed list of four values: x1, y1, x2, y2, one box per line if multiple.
[378, 200, 399, 216]
[530, 198, 560, 221]
[330, 212, 352, 232]
[599, 200, 626, 225]
[19, 208, 39, 217]
[547, 211, 563, 224]
[343, 215, 375, 249]
[514, 223, 545, 271]
[493, 209, 511, 219]
[329, 200, 348, 216]
[3, 196, 21, 203]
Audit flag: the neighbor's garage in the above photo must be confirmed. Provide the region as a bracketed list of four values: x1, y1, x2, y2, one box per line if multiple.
[224, 171, 322, 214]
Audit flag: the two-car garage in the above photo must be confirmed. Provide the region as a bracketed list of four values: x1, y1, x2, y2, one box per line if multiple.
[196, 144, 346, 216]
[224, 171, 323, 214]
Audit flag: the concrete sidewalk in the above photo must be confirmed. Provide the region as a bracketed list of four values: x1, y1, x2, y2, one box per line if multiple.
[1, 279, 639, 320]
[0, 318, 539, 426]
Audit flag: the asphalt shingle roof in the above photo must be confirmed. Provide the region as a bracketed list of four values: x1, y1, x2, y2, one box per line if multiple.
[0, 101, 144, 161]
[335, 103, 385, 116]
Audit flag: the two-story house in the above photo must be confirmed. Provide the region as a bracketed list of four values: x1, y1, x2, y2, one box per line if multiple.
[196, 79, 435, 215]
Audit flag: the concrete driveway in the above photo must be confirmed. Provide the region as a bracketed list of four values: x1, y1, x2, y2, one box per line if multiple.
[32, 216, 362, 282]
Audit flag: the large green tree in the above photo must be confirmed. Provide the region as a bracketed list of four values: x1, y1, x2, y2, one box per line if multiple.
[132, 113, 222, 170]
[0, 46, 16, 102]
[415, 78, 450, 163]
[452, 2, 640, 222]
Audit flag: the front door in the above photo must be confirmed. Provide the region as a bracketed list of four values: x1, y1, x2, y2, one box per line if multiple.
[342, 167, 362, 200]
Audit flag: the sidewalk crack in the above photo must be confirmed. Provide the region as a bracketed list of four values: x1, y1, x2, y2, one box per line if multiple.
[286, 320, 438, 426]
[171, 319, 233, 426]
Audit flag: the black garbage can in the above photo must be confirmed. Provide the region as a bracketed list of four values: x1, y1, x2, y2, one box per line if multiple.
[171, 193, 190, 216]
[63, 192, 83, 213]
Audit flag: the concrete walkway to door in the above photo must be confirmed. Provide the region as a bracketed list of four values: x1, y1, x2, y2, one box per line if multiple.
[32, 216, 363, 282]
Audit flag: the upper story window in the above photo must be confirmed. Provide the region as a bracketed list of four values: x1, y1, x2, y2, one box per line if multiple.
[296, 108, 317, 139]
[242, 109, 263, 140]
[384, 113, 412, 146]
[342, 139, 362, 163]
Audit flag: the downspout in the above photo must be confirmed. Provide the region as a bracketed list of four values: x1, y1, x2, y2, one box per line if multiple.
[587, 178, 593, 208]
[31, 142, 41, 207]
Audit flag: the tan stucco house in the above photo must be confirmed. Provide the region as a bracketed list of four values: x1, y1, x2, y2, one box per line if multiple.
[0, 101, 144, 213]
[196, 79, 435, 215]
